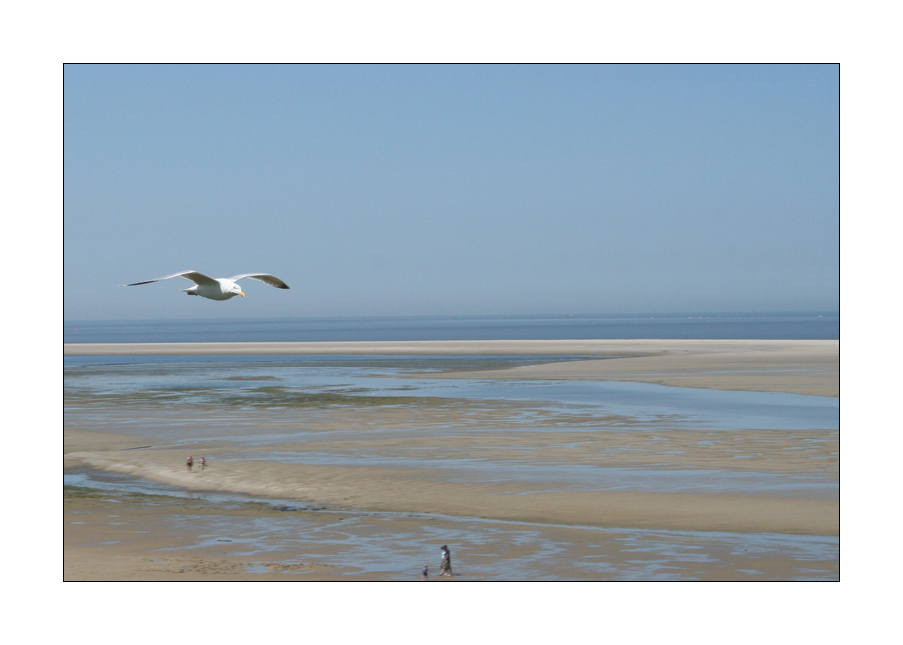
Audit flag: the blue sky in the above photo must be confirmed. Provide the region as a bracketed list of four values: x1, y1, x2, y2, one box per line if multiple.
[64, 64, 838, 320]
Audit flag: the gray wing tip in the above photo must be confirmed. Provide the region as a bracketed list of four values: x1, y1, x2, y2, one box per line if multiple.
[234, 274, 291, 289]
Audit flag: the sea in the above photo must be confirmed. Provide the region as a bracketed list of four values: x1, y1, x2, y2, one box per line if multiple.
[64, 311, 839, 345]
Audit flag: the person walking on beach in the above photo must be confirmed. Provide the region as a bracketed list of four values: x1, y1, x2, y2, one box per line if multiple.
[199, 456, 206, 471]
[440, 545, 452, 577]
[186, 456, 193, 472]
[421, 564, 429, 580]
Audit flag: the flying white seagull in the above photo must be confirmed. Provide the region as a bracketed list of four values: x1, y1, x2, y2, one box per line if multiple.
[122, 271, 290, 301]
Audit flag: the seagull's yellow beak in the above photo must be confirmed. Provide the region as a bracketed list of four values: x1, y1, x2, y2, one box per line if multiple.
[238, 291, 245, 297]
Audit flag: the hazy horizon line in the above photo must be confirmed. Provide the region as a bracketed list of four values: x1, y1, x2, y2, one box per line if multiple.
[64, 310, 840, 324]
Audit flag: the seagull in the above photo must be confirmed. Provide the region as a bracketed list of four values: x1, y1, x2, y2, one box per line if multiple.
[121, 271, 290, 301]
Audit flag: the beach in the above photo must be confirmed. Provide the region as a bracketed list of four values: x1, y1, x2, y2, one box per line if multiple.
[64, 339, 839, 580]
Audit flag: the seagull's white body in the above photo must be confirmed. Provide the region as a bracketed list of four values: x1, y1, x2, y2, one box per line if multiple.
[184, 277, 248, 301]
[122, 271, 290, 301]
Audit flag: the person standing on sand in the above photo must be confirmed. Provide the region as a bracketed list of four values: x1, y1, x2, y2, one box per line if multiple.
[186, 456, 193, 472]
[440, 546, 452, 577]
[422, 564, 429, 580]
[199, 456, 206, 471]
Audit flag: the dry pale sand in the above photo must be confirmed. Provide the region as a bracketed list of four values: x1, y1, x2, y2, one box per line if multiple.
[423, 340, 839, 397]
[64, 339, 839, 580]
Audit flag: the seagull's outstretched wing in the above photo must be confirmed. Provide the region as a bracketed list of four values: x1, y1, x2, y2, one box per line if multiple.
[229, 274, 290, 289]
[122, 271, 218, 287]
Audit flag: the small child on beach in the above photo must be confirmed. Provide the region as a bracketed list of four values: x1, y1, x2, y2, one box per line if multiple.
[421, 565, 429, 580]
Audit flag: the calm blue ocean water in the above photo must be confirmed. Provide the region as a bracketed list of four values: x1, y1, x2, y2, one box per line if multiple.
[64, 312, 838, 344]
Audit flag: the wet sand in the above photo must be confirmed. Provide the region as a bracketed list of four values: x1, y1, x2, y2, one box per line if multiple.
[65, 339, 838, 396]
[65, 420, 838, 535]
[64, 340, 839, 580]
[65, 479, 837, 581]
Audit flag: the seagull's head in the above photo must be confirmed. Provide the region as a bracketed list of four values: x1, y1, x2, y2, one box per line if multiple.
[228, 281, 245, 298]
